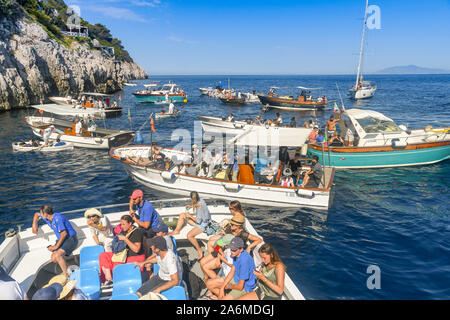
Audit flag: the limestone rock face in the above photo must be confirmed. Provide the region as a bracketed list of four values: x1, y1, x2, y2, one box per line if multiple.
[0, 18, 147, 111]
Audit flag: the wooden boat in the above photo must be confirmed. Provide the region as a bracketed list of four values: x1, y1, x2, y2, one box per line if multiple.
[25, 116, 135, 150]
[154, 110, 181, 120]
[0, 199, 304, 300]
[307, 109, 450, 168]
[219, 96, 246, 105]
[11, 141, 74, 152]
[110, 145, 334, 210]
[258, 94, 326, 110]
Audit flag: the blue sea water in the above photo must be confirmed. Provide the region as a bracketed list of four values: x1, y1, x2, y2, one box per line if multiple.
[0, 74, 449, 299]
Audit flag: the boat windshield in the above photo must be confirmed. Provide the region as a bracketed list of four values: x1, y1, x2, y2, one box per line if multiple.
[357, 116, 401, 133]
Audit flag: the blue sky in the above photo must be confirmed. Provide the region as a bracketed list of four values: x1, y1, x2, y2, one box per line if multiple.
[68, 0, 450, 75]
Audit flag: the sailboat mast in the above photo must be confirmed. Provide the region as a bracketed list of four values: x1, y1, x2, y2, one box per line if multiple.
[355, 0, 369, 88]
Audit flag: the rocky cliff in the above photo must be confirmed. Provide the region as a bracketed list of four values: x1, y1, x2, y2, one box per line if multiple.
[0, 17, 147, 111]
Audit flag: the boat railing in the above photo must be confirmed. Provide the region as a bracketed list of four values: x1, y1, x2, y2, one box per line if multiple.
[2, 198, 230, 241]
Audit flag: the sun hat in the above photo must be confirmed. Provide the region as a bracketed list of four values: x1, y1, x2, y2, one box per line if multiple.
[130, 189, 144, 200]
[84, 208, 102, 218]
[229, 237, 245, 251]
[152, 223, 169, 234]
[192, 144, 198, 149]
[148, 236, 168, 251]
[43, 274, 67, 288]
[32, 283, 63, 300]
[58, 280, 76, 300]
[313, 125, 319, 129]
[230, 214, 245, 226]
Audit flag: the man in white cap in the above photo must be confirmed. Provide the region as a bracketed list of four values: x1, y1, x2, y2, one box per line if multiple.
[75, 118, 82, 136]
[85, 208, 114, 252]
[42, 125, 56, 147]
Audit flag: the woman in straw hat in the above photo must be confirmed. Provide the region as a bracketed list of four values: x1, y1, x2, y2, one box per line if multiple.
[85, 208, 114, 252]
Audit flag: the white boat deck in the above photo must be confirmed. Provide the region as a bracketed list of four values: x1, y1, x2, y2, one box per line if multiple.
[0, 201, 304, 300]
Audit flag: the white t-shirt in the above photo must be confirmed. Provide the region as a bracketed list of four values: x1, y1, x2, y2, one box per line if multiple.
[43, 128, 53, 140]
[75, 122, 82, 135]
[221, 248, 233, 277]
[168, 103, 175, 113]
[89, 216, 114, 252]
[156, 250, 183, 282]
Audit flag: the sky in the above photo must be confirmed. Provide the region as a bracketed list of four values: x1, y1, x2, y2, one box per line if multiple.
[67, 0, 450, 75]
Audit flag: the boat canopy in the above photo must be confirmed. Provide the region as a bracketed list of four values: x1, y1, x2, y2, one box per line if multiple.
[80, 92, 111, 97]
[30, 104, 102, 117]
[229, 126, 312, 147]
[345, 109, 401, 134]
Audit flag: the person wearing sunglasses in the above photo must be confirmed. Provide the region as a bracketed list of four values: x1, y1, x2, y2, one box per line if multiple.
[84, 208, 114, 252]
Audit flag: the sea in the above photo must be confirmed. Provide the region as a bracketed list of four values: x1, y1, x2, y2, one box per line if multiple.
[0, 74, 449, 299]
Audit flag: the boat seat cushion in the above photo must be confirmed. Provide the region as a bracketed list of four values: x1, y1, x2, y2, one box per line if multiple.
[110, 293, 139, 300]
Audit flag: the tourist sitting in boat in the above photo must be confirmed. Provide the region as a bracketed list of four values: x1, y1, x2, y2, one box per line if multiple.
[74, 119, 82, 137]
[85, 208, 114, 252]
[192, 144, 201, 169]
[300, 155, 323, 188]
[288, 153, 303, 180]
[273, 113, 283, 127]
[237, 243, 285, 300]
[307, 125, 320, 144]
[245, 116, 253, 124]
[134, 236, 183, 298]
[205, 236, 257, 300]
[280, 168, 295, 187]
[87, 116, 97, 137]
[200, 234, 234, 284]
[149, 147, 167, 169]
[315, 130, 326, 146]
[31, 205, 78, 279]
[31, 275, 87, 300]
[170, 191, 213, 260]
[129, 189, 162, 241]
[227, 154, 240, 182]
[207, 150, 223, 178]
[279, 146, 290, 166]
[226, 113, 235, 122]
[328, 131, 345, 146]
[183, 162, 198, 176]
[254, 115, 263, 126]
[289, 117, 296, 128]
[252, 158, 277, 185]
[99, 215, 146, 285]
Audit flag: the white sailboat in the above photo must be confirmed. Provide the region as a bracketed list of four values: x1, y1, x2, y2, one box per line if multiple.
[349, 0, 377, 100]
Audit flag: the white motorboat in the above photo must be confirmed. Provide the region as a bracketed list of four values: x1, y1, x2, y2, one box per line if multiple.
[240, 92, 260, 103]
[349, 0, 376, 100]
[11, 141, 74, 152]
[123, 83, 137, 87]
[110, 146, 334, 210]
[198, 115, 313, 139]
[198, 87, 213, 95]
[25, 116, 135, 150]
[31, 104, 109, 119]
[0, 199, 304, 300]
[49, 93, 122, 116]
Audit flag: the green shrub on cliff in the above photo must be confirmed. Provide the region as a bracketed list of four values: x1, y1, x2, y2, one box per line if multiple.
[0, 0, 19, 17]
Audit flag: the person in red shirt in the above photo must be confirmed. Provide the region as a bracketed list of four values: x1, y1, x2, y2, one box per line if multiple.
[307, 125, 319, 144]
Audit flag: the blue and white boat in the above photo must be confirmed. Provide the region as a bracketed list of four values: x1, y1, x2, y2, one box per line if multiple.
[307, 109, 450, 168]
[133, 82, 187, 103]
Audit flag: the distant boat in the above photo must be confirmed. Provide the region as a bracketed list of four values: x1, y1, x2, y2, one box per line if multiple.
[12, 141, 74, 152]
[349, 0, 377, 100]
[133, 82, 187, 103]
[258, 86, 327, 110]
[123, 83, 137, 87]
[307, 109, 450, 168]
[219, 96, 246, 105]
[154, 110, 181, 120]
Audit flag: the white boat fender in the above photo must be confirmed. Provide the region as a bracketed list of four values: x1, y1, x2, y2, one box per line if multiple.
[161, 171, 176, 180]
[295, 189, 315, 198]
[300, 144, 308, 156]
[392, 140, 407, 148]
[224, 183, 241, 191]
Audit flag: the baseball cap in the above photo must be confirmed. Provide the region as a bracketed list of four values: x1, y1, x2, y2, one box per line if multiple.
[148, 236, 168, 251]
[130, 189, 144, 200]
[152, 223, 169, 234]
[216, 234, 234, 247]
[32, 283, 63, 300]
[229, 237, 244, 251]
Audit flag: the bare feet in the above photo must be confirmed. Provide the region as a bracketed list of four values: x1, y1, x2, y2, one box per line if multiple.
[169, 230, 180, 236]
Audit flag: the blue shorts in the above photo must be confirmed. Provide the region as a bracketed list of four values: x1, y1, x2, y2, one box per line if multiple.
[59, 235, 78, 256]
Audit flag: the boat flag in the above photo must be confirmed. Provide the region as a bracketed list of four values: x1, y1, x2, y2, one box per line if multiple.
[341, 103, 346, 112]
[150, 115, 155, 133]
[128, 108, 131, 121]
[333, 102, 339, 113]
[119, 95, 122, 102]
